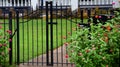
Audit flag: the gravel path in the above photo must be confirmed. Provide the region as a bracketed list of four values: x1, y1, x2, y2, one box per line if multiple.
[19, 45, 74, 67]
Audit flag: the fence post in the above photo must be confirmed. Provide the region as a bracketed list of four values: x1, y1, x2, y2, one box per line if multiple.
[46, 1, 49, 66]
[9, 11, 12, 65]
[87, 9, 91, 23]
[16, 10, 20, 65]
[46, 1, 54, 66]
[81, 9, 83, 23]
[50, 1, 53, 66]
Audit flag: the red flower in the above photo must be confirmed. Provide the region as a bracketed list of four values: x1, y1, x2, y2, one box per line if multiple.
[64, 42, 69, 46]
[6, 30, 12, 34]
[65, 54, 69, 58]
[106, 26, 111, 31]
[95, 15, 99, 19]
[104, 33, 108, 37]
[85, 49, 90, 53]
[3, 43, 7, 46]
[0, 44, 2, 47]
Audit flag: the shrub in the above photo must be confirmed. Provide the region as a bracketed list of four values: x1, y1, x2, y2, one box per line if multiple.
[67, 9, 120, 67]
[0, 26, 11, 66]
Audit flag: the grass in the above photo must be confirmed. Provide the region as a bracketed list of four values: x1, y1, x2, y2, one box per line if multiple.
[0, 18, 86, 63]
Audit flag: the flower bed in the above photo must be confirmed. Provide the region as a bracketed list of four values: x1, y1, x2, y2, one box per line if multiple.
[67, 8, 120, 67]
[0, 26, 11, 67]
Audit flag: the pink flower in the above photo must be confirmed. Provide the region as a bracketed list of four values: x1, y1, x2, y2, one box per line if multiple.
[9, 39, 12, 42]
[6, 30, 12, 34]
[99, 16, 102, 18]
[112, 2, 115, 5]
[0, 25, 2, 29]
[65, 54, 69, 59]
[8, 48, 11, 51]
[108, 16, 110, 19]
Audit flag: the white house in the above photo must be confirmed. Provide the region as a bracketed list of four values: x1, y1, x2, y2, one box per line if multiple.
[0, 0, 120, 10]
[78, 0, 120, 8]
[36, 0, 120, 10]
[0, 0, 31, 6]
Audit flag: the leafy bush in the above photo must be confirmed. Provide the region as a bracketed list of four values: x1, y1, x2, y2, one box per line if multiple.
[67, 9, 120, 67]
[0, 26, 11, 66]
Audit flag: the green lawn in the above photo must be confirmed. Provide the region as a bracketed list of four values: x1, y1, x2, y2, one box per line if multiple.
[0, 18, 87, 63]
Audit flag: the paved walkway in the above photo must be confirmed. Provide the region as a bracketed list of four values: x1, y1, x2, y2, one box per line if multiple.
[19, 45, 74, 67]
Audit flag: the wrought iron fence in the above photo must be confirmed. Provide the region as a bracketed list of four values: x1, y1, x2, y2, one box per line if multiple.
[0, 0, 114, 67]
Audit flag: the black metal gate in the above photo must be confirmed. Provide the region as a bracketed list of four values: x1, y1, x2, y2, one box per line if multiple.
[0, 1, 113, 67]
[14, 1, 76, 66]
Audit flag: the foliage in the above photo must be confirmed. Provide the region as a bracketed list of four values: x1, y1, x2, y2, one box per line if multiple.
[0, 26, 11, 66]
[67, 9, 120, 67]
[107, 8, 120, 25]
